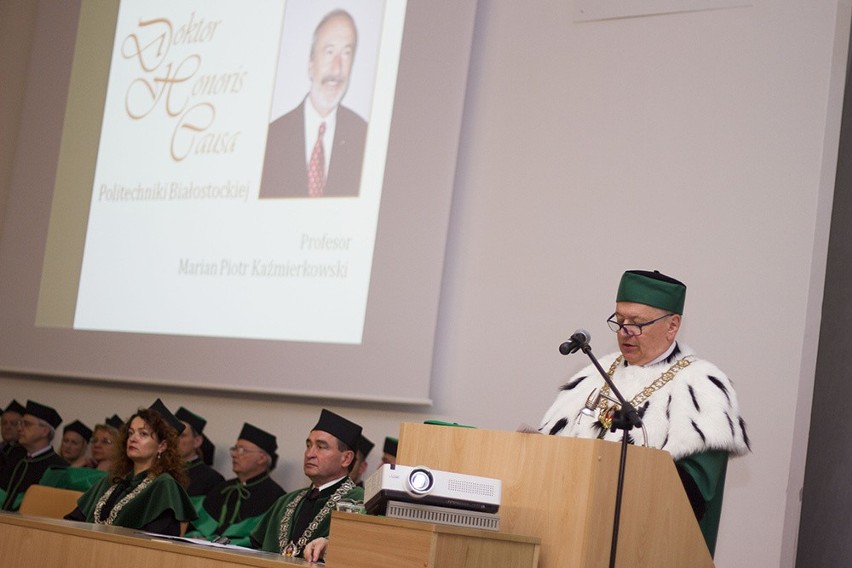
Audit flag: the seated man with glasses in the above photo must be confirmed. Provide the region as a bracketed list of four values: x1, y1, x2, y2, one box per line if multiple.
[539, 269, 750, 558]
[185, 423, 285, 547]
[0, 400, 67, 511]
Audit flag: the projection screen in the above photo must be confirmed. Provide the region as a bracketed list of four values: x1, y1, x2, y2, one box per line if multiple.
[0, 0, 479, 404]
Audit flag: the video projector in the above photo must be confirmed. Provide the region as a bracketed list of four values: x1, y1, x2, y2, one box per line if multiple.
[364, 464, 501, 515]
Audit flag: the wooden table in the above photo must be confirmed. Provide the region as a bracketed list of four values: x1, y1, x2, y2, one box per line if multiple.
[2, 509, 540, 568]
[0, 512, 309, 568]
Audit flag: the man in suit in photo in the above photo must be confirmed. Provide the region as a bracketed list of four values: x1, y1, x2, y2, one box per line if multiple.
[260, 9, 367, 198]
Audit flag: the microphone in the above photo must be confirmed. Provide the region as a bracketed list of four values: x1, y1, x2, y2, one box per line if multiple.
[559, 329, 591, 355]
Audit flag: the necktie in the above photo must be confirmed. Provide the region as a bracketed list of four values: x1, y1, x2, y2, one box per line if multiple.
[308, 122, 326, 197]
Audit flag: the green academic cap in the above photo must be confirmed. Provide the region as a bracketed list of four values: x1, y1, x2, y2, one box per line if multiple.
[616, 270, 686, 315]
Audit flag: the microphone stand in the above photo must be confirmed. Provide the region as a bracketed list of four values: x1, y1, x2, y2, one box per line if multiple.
[578, 342, 643, 568]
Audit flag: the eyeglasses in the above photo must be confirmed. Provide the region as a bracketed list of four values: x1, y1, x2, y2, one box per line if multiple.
[19, 419, 44, 429]
[91, 437, 113, 445]
[606, 312, 674, 337]
[229, 446, 264, 456]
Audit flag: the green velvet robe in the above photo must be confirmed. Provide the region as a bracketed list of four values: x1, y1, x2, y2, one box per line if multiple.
[250, 477, 363, 555]
[676, 449, 729, 556]
[39, 465, 107, 492]
[186, 472, 285, 547]
[75, 470, 197, 533]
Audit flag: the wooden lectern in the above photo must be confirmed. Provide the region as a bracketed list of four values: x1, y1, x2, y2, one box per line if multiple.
[393, 422, 714, 568]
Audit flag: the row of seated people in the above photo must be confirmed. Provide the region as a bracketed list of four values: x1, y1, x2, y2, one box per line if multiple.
[0, 400, 123, 474]
[0, 398, 399, 563]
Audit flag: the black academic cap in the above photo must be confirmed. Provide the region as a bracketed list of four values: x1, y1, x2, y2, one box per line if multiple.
[64, 420, 93, 441]
[148, 399, 186, 435]
[238, 423, 278, 469]
[175, 406, 207, 435]
[383, 436, 399, 457]
[4, 399, 26, 416]
[25, 400, 63, 429]
[105, 414, 124, 430]
[200, 435, 215, 466]
[357, 435, 374, 458]
[312, 409, 362, 452]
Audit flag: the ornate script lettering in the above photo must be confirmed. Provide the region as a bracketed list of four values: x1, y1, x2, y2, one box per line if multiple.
[117, 12, 242, 162]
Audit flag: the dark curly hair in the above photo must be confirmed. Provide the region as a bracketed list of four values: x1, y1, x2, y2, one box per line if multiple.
[110, 407, 188, 488]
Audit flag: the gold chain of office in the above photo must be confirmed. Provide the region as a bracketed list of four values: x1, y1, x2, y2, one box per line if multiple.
[596, 355, 695, 430]
[93, 475, 154, 525]
[278, 478, 356, 557]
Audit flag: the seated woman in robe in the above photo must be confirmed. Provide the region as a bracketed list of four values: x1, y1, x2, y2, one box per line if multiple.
[65, 401, 197, 535]
[39, 420, 119, 491]
[88, 421, 120, 472]
[59, 420, 92, 467]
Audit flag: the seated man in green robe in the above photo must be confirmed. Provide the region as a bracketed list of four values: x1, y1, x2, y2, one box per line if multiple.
[175, 406, 224, 505]
[250, 409, 364, 561]
[186, 422, 285, 546]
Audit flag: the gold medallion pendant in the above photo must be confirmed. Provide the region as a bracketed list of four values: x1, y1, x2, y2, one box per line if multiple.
[283, 542, 299, 557]
[599, 405, 618, 431]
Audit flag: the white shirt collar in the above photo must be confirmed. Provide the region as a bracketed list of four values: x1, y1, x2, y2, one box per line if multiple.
[315, 475, 348, 493]
[27, 444, 53, 459]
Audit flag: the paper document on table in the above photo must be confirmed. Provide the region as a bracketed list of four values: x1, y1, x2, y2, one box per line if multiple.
[138, 532, 254, 551]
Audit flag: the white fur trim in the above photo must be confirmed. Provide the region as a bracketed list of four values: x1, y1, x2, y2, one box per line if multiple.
[539, 345, 749, 460]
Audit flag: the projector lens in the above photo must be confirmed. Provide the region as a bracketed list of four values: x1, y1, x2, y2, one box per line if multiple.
[407, 467, 434, 495]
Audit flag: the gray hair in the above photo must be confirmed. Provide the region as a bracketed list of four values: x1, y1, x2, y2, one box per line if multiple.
[310, 9, 358, 58]
[42, 419, 56, 443]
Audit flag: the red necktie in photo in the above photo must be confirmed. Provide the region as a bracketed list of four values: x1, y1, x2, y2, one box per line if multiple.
[308, 122, 326, 197]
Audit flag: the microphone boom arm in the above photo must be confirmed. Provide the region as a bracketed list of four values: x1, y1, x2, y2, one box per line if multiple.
[563, 338, 644, 568]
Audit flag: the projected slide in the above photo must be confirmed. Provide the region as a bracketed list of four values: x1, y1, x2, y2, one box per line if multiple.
[3, 0, 476, 402]
[73, 0, 403, 344]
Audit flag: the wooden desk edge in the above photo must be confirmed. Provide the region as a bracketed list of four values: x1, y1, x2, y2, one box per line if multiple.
[331, 511, 541, 544]
[0, 512, 307, 566]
